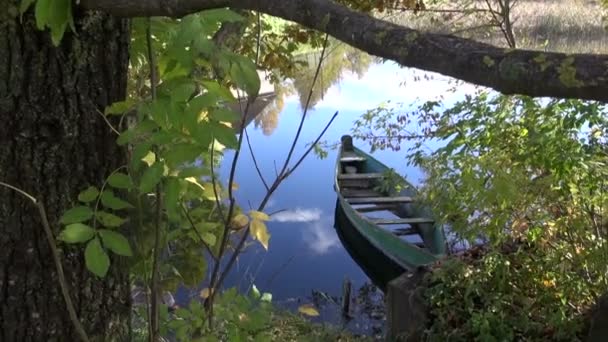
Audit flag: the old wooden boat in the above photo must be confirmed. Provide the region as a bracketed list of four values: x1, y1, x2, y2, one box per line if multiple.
[333, 135, 447, 289]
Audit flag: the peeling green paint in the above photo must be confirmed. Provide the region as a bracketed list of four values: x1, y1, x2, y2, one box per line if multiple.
[533, 53, 552, 72]
[482, 56, 495, 68]
[557, 57, 584, 87]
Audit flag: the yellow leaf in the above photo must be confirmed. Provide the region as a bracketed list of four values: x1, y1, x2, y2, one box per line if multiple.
[231, 181, 239, 190]
[200, 288, 212, 299]
[142, 151, 156, 166]
[249, 210, 270, 221]
[298, 304, 319, 317]
[185, 177, 205, 192]
[230, 213, 249, 230]
[251, 219, 270, 250]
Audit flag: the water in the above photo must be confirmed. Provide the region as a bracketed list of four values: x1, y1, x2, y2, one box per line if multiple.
[178, 59, 477, 333]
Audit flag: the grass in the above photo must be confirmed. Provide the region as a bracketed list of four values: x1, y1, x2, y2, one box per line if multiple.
[384, 0, 608, 53]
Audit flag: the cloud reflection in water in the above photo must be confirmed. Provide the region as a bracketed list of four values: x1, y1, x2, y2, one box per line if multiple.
[270, 208, 340, 255]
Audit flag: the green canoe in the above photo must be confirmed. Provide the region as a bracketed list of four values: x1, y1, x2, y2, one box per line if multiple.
[333, 135, 447, 289]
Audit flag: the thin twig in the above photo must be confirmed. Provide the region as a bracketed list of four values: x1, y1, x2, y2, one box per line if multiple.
[245, 128, 269, 191]
[210, 140, 227, 226]
[0, 182, 90, 342]
[145, 17, 162, 342]
[206, 94, 252, 324]
[278, 34, 329, 178]
[211, 35, 335, 295]
[95, 108, 121, 135]
[181, 203, 217, 262]
[283, 111, 338, 179]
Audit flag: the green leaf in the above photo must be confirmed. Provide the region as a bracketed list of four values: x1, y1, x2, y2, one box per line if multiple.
[96, 211, 127, 228]
[139, 161, 165, 193]
[116, 119, 157, 146]
[85, 237, 110, 277]
[165, 177, 182, 222]
[20, 0, 36, 15]
[78, 186, 99, 203]
[107, 172, 134, 189]
[60, 206, 93, 224]
[210, 122, 237, 148]
[210, 108, 240, 123]
[201, 232, 216, 246]
[164, 143, 202, 166]
[201, 80, 236, 102]
[171, 80, 197, 103]
[34, 0, 51, 30]
[100, 190, 134, 210]
[230, 56, 260, 98]
[48, 0, 71, 46]
[105, 99, 136, 115]
[59, 223, 95, 243]
[99, 229, 133, 256]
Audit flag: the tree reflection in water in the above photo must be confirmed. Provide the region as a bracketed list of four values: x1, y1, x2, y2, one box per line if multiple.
[253, 41, 373, 135]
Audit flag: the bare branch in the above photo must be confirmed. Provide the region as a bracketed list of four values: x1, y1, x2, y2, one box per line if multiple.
[0, 182, 90, 342]
[81, 0, 608, 102]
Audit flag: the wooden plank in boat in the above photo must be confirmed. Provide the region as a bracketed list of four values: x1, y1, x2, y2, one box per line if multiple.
[342, 189, 382, 198]
[370, 217, 435, 225]
[347, 196, 413, 204]
[340, 151, 366, 162]
[393, 228, 417, 236]
[339, 179, 374, 188]
[354, 204, 398, 212]
[338, 173, 384, 180]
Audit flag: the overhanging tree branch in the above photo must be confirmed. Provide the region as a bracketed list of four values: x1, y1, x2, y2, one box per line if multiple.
[81, 0, 608, 102]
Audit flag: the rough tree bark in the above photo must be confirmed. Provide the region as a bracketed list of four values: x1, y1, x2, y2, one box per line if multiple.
[0, 3, 131, 341]
[81, 0, 608, 102]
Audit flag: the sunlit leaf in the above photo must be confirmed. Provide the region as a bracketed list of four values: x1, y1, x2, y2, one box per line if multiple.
[100, 190, 134, 210]
[230, 213, 249, 230]
[96, 211, 127, 228]
[250, 219, 270, 250]
[59, 223, 95, 243]
[105, 100, 136, 115]
[200, 287, 211, 299]
[261, 292, 272, 303]
[185, 177, 206, 192]
[85, 237, 110, 277]
[141, 151, 156, 167]
[298, 304, 320, 316]
[251, 284, 261, 299]
[78, 186, 99, 203]
[201, 232, 216, 246]
[107, 172, 134, 189]
[99, 229, 133, 256]
[60, 206, 93, 224]
[249, 210, 270, 221]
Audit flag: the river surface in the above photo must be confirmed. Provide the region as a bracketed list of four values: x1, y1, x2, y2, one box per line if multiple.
[178, 56, 477, 334]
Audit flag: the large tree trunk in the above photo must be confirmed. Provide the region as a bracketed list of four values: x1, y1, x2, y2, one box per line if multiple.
[0, 4, 131, 341]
